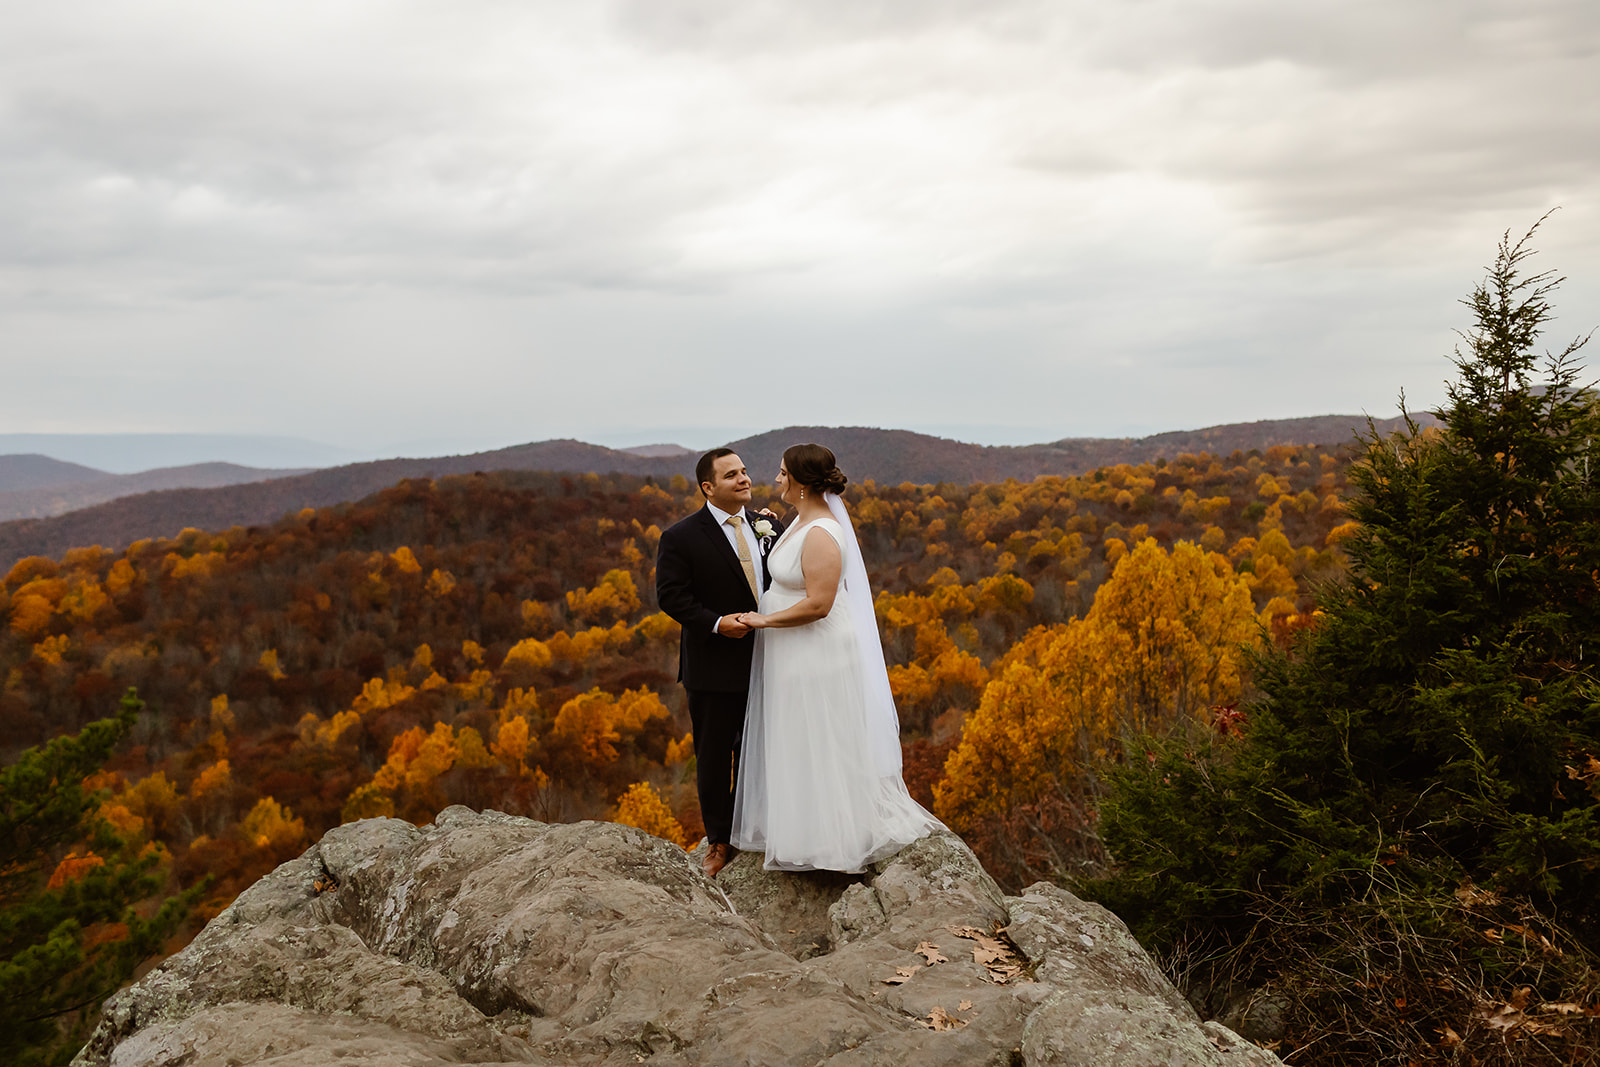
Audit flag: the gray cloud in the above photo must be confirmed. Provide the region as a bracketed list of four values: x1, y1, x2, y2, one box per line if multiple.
[0, 0, 1596, 453]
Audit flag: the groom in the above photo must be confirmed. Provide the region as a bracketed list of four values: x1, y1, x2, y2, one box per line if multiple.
[655, 448, 782, 878]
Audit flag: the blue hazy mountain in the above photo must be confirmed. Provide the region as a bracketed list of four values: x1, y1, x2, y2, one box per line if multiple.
[0, 434, 360, 474]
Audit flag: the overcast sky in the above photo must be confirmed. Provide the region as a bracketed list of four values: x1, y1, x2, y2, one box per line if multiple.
[3, 0, 1598, 461]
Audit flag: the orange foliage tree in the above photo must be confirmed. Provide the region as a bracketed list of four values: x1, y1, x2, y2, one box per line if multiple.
[935, 539, 1261, 885]
[612, 781, 688, 848]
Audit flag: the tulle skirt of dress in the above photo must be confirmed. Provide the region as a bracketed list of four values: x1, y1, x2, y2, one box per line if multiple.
[730, 586, 944, 873]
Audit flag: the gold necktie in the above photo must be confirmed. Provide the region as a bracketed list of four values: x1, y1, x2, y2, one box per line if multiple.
[725, 514, 760, 602]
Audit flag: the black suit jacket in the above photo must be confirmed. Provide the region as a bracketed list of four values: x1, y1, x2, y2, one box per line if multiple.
[656, 505, 784, 693]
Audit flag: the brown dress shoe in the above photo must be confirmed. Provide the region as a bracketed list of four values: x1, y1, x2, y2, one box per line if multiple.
[702, 842, 733, 878]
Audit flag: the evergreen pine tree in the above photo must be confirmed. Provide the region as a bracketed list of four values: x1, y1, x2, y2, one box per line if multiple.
[0, 689, 198, 1066]
[1093, 219, 1600, 1061]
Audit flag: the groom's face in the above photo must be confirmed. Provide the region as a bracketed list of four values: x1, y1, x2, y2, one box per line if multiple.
[703, 453, 753, 511]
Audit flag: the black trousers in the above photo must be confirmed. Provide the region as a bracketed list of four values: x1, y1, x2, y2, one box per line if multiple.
[686, 688, 747, 845]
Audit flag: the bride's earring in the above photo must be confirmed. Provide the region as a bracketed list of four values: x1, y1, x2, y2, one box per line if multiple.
[800, 488, 806, 500]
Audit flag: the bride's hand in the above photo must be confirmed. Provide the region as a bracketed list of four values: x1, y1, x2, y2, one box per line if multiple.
[741, 612, 770, 629]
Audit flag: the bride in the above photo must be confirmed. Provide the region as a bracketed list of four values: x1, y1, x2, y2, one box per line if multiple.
[729, 443, 943, 872]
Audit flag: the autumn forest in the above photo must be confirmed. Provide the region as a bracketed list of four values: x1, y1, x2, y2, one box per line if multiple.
[1, 445, 1353, 933]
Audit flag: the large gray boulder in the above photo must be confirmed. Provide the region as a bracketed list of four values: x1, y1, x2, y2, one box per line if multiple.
[77, 808, 1280, 1067]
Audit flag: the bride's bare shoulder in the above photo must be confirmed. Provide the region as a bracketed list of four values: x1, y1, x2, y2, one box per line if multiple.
[801, 518, 845, 548]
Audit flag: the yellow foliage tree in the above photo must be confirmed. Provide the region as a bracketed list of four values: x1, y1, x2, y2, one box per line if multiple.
[210, 694, 235, 733]
[503, 637, 553, 671]
[492, 715, 532, 772]
[166, 551, 223, 580]
[309, 709, 361, 748]
[565, 569, 642, 624]
[1326, 520, 1361, 546]
[456, 669, 495, 704]
[60, 578, 108, 621]
[120, 772, 180, 823]
[935, 539, 1261, 834]
[455, 726, 494, 769]
[404, 721, 459, 788]
[9, 593, 53, 637]
[613, 781, 688, 848]
[544, 622, 632, 664]
[341, 782, 396, 822]
[495, 687, 539, 724]
[631, 612, 679, 642]
[665, 732, 694, 765]
[372, 721, 459, 792]
[258, 648, 286, 680]
[551, 687, 670, 764]
[391, 545, 423, 574]
[32, 635, 69, 666]
[191, 759, 232, 798]
[520, 599, 550, 633]
[352, 675, 417, 713]
[97, 801, 144, 840]
[105, 558, 137, 596]
[239, 797, 306, 852]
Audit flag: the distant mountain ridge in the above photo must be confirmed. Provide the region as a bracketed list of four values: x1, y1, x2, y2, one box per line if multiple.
[0, 432, 359, 472]
[726, 414, 1438, 488]
[0, 414, 1433, 568]
[0, 454, 117, 493]
[0, 457, 313, 524]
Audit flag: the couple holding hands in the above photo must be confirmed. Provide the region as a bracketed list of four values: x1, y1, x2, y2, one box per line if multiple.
[655, 444, 943, 878]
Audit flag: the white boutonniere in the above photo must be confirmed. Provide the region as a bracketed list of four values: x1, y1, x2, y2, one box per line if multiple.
[752, 518, 775, 538]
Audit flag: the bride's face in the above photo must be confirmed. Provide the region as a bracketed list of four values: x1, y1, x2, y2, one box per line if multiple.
[776, 462, 801, 507]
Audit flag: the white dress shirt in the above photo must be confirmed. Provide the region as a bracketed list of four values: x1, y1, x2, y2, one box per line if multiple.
[705, 501, 766, 632]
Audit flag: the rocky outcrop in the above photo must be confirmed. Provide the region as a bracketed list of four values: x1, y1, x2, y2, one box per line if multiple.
[77, 807, 1281, 1067]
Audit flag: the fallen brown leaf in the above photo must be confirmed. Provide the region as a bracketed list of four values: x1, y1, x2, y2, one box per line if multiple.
[925, 1006, 967, 1032]
[883, 966, 918, 986]
[1437, 1026, 1462, 1048]
[915, 941, 948, 965]
[958, 1000, 973, 1012]
[945, 923, 1029, 984]
[972, 943, 1005, 967]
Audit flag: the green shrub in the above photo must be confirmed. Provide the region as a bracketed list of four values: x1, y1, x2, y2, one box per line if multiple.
[0, 690, 200, 1066]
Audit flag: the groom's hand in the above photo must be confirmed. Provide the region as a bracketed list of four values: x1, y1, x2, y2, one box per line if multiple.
[716, 615, 752, 638]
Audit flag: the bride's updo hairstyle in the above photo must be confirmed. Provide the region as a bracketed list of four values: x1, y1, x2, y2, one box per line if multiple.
[783, 443, 849, 496]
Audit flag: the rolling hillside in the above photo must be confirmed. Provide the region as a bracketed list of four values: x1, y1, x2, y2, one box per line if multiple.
[0, 454, 116, 493]
[0, 414, 1429, 567]
[0, 459, 313, 523]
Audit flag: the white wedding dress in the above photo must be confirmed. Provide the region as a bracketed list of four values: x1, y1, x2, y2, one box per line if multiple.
[730, 497, 944, 872]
